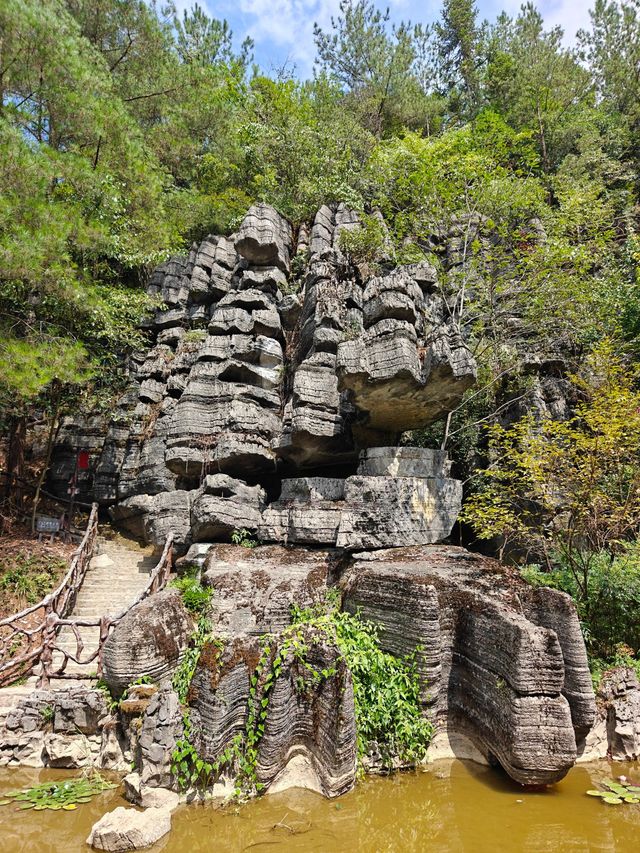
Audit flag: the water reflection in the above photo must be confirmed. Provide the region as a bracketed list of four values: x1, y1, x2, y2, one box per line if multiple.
[0, 759, 638, 853]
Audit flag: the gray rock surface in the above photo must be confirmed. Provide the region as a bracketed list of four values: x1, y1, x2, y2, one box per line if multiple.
[87, 806, 171, 851]
[259, 449, 462, 549]
[254, 627, 357, 797]
[49, 203, 476, 557]
[201, 544, 334, 637]
[102, 590, 192, 696]
[341, 545, 596, 786]
[138, 688, 183, 789]
[234, 202, 293, 271]
[597, 667, 640, 761]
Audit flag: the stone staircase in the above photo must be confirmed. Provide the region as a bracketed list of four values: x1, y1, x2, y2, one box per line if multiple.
[27, 532, 156, 689]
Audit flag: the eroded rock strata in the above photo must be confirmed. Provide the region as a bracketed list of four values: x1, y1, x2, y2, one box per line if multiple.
[42, 202, 600, 797]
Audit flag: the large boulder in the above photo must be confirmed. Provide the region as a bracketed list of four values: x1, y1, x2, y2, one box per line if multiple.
[102, 590, 192, 697]
[87, 806, 171, 851]
[341, 545, 596, 786]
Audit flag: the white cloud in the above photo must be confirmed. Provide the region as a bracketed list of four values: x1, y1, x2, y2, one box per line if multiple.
[238, 0, 440, 75]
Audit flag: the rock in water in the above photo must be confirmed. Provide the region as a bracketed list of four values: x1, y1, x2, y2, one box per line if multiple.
[87, 806, 171, 851]
[342, 545, 596, 786]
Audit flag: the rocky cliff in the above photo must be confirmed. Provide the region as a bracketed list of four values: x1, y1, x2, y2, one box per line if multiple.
[48, 203, 596, 795]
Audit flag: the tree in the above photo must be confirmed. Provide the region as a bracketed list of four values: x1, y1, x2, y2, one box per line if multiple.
[435, 0, 481, 119]
[484, 4, 593, 171]
[462, 344, 640, 610]
[580, 0, 640, 121]
[313, 0, 432, 136]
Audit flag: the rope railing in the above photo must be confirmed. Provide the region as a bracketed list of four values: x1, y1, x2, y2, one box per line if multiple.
[0, 503, 99, 687]
[0, 506, 174, 689]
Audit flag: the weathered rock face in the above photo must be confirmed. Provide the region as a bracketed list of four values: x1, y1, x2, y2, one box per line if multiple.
[590, 667, 640, 761]
[0, 687, 129, 771]
[39, 201, 608, 799]
[50, 202, 475, 555]
[102, 590, 192, 697]
[201, 544, 336, 636]
[137, 688, 183, 788]
[259, 448, 462, 549]
[254, 628, 357, 797]
[187, 627, 357, 799]
[341, 546, 596, 786]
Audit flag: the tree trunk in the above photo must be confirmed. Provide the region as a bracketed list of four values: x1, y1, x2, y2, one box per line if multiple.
[5, 414, 26, 508]
[30, 388, 61, 534]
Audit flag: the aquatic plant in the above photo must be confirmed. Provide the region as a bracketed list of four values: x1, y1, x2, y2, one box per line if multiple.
[586, 778, 640, 805]
[0, 772, 116, 811]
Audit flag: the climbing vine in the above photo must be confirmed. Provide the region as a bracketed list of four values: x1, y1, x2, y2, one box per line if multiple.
[290, 593, 433, 768]
[170, 589, 433, 797]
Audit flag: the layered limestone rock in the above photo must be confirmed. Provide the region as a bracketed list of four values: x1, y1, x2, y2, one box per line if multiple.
[175, 544, 356, 797]
[38, 201, 608, 798]
[187, 627, 357, 798]
[102, 590, 192, 696]
[50, 202, 475, 549]
[259, 447, 462, 549]
[200, 544, 336, 636]
[341, 545, 596, 786]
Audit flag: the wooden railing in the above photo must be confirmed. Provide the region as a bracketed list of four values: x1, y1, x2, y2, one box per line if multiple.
[0, 505, 174, 689]
[37, 533, 174, 688]
[0, 503, 99, 688]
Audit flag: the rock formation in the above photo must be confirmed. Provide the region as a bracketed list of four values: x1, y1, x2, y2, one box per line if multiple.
[102, 589, 192, 696]
[341, 545, 594, 785]
[43, 202, 601, 797]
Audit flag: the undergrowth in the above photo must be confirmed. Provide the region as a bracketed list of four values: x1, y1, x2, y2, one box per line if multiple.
[290, 592, 433, 768]
[170, 588, 432, 799]
[0, 551, 67, 611]
[170, 569, 213, 614]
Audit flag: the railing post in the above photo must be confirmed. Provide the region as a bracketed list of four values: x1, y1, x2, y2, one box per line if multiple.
[97, 615, 110, 679]
[38, 605, 57, 689]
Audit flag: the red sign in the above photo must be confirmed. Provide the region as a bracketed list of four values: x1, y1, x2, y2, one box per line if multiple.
[77, 450, 90, 470]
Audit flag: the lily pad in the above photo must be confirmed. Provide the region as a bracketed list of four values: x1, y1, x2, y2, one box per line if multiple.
[0, 771, 117, 814]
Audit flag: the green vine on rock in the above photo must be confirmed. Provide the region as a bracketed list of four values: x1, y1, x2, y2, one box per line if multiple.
[170, 590, 433, 798]
[290, 593, 433, 769]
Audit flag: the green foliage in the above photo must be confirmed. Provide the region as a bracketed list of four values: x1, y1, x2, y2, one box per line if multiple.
[0, 772, 116, 810]
[338, 213, 390, 271]
[521, 545, 640, 662]
[40, 705, 54, 725]
[231, 528, 257, 548]
[172, 615, 215, 705]
[170, 575, 213, 615]
[462, 344, 640, 569]
[0, 551, 67, 608]
[589, 647, 640, 691]
[291, 594, 433, 768]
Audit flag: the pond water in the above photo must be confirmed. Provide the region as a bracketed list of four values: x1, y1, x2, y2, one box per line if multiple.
[0, 759, 639, 853]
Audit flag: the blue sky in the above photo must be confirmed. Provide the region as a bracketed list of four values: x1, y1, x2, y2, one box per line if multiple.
[175, 0, 593, 76]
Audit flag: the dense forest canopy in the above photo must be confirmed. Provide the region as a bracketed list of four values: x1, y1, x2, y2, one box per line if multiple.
[1, 0, 640, 674]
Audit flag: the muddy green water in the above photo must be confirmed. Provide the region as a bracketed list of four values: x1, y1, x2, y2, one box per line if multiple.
[0, 760, 638, 853]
